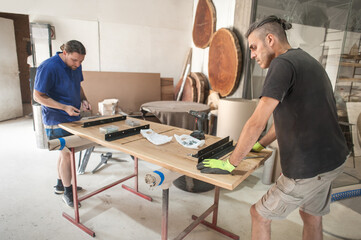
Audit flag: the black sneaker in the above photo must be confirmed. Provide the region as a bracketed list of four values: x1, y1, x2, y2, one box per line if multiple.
[54, 185, 83, 195]
[62, 192, 81, 208]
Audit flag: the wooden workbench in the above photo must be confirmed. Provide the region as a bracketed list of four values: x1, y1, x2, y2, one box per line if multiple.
[59, 115, 271, 239]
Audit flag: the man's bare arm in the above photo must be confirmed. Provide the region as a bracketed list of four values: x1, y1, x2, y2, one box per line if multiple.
[229, 97, 279, 166]
[259, 123, 276, 147]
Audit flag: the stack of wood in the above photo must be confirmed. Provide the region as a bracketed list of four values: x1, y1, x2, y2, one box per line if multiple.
[174, 72, 209, 104]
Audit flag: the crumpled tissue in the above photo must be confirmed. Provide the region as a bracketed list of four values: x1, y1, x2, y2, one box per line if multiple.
[140, 129, 172, 145]
[174, 134, 205, 149]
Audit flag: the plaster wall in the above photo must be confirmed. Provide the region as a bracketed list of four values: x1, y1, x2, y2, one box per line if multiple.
[0, 0, 194, 83]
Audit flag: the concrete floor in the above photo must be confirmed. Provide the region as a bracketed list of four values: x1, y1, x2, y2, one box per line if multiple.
[1, 116, 361, 240]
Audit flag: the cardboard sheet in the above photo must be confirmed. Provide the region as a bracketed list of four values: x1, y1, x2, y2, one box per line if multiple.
[217, 98, 257, 141]
[82, 71, 161, 115]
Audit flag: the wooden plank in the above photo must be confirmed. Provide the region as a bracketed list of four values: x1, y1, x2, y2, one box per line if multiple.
[340, 62, 361, 67]
[60, 116, 175, 147]
[161, 77, 174, 101]
[60, 115, 271, 190]
[123, 130, 270, 190]
[338, 78, 361, 82]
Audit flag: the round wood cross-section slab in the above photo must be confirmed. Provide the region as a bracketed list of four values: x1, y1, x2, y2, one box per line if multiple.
[208, 28, 242, 97]
[174, 76, 197, 102]
[191, 72, 209, 104]
[192, 0, 216, 49]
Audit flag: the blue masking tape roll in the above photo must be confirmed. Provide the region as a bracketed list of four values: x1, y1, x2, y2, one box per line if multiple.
[154, 170, 165, 186]
[59, 138, 66, 150]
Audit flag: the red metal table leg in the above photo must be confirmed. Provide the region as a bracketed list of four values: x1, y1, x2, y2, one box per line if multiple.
[62, 148, 95, 237]
[174, 186, 239, 240]
[63, 212, 95, 237]
[122, 156, 152, 201]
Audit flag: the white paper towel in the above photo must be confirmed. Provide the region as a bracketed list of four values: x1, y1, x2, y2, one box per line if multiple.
[217, 98, 257, 141]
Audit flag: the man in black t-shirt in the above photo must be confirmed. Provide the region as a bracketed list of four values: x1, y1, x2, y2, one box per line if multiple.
[197, 15, 348, 239]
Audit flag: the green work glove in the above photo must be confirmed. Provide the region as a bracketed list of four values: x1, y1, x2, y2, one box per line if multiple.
[251, 141, 265, 152]
[197, 159, 235, 174]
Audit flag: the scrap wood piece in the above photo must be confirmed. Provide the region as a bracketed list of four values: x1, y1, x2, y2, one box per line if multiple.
[175, 49, 192, 101]
[208, 28, 242, 97]
[161, 78, 174, 101]
[179, 49, 192, 82]
[176, 64, 191, 101]
[192, 0, 216, 48]
[191, 72, 209, 104]
[174, 75, 198, 102]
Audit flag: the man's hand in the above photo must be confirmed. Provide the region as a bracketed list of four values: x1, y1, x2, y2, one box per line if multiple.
[63, 105, 80, 116]
[81, 100, 92, 111]
[251, 141, 265, 152]
[197, 159, 235, 174]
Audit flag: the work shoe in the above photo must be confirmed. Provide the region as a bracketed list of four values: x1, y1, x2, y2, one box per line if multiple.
[54, 185, 83, 195]
[62, 192, 81, 208]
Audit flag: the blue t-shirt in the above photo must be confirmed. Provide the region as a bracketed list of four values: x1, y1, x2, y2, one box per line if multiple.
[34, 52, 83, 125]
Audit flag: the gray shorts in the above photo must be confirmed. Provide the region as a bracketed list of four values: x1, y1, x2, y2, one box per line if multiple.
[255, 163, 345, 220]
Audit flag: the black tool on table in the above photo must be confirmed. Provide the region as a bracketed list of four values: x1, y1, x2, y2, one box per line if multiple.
[189, 110, 208, 140]
[192, 136, 235, 163]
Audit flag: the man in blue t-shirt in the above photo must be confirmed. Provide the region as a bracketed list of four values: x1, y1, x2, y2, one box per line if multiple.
[197, 16, 348, 239]
[34, 40, 91, 208]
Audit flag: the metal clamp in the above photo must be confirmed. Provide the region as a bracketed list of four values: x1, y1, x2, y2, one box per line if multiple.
[82, 115, 126, 128]
[192, 137, 235, 163]
[105, 124, 150, 141]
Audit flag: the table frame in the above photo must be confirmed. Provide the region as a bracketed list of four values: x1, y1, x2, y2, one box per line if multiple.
[63, 148, 240, 239]
[63, 149, 152, 237]
[59, 116, 269, 239]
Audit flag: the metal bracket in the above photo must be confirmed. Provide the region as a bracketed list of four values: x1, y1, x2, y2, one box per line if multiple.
[77, 146, 95, 174]
[82, 115, 126, 128]
[193, 137, 235, 163]
[105, 124, 150, 141]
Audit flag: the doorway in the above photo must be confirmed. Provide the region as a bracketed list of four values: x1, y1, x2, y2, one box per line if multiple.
[0, 12, 31, 120]
[0, 17, 22, 121]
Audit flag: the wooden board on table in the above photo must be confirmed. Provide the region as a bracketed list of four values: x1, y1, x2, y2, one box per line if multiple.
[123, 128, 271, 190]
[60, 115, 271, 190]
[60, 115, 175, 152]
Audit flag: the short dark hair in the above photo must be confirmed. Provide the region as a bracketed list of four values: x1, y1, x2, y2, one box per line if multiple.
[60, 40, 86, 55]
[245, 15, 292, 42]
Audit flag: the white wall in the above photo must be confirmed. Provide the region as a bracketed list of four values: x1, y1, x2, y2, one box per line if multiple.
[191, 0, 236, 79]
[30, 16, 100, 71]
[0, 0, 194, 82]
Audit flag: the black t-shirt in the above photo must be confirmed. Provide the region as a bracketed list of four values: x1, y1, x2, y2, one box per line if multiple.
[261, 48, 348, 179]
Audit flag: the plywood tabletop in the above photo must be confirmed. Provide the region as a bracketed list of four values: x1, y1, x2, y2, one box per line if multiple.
[60, 115, 271, 190]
